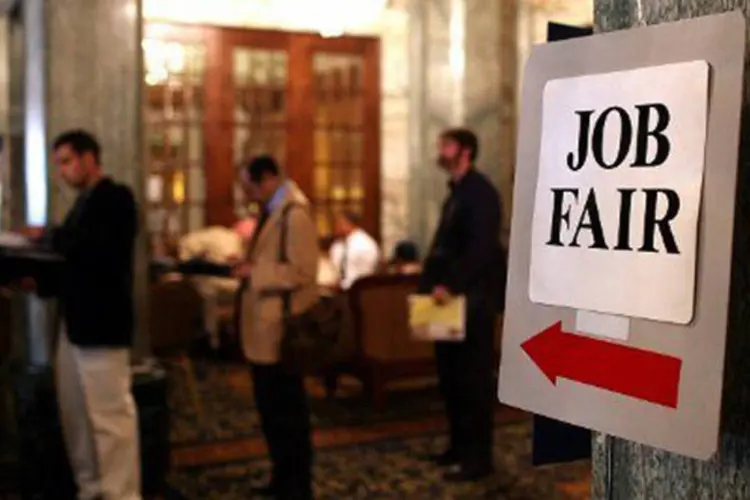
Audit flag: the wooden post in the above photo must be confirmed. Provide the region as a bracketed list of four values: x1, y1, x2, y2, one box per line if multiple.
[592, 2, 750, 498]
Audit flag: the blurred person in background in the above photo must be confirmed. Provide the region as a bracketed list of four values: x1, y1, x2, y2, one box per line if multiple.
[388, 240, 421, 275]
[329, 211, 380, 291]
[419, 128, 504, 483]
[177, 220, 256, 352]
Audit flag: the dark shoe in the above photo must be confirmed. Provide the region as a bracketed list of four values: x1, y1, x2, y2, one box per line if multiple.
[443, 464, 494, 483]
[251, 483, 277, 497]
[277, 487, 313, 500]
[426, 449, 460, 467]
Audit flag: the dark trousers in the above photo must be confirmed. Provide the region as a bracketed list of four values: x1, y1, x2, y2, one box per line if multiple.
[251, 363, 313, 500]
[435, 295, 496, 470]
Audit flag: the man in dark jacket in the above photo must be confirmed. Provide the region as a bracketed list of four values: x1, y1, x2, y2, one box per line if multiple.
[29, 130, 141, 500]
[420, 128, 504, 482]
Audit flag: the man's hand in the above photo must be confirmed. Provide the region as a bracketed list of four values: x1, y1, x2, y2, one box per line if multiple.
[232, 262, 252, 279]
[432, 285, 452, 305]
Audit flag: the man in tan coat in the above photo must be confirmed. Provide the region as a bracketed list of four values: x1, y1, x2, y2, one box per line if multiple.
[234, 155, 319, 500]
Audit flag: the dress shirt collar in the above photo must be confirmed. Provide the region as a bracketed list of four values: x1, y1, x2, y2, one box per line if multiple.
[266, 181, 287, 214]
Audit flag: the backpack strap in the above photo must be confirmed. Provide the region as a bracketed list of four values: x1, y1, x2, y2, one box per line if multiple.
[278, 202, 302, 319]
[278, 202, 301, 264]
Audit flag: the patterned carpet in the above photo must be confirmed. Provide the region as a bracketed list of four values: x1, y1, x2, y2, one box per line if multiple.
[169, 359, 447, 445]
[167, 359, 591, 499]
[168, 421, 590, 500]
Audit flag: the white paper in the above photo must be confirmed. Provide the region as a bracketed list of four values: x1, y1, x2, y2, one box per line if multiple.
[529, 61, 710, 324]
[575, 310, 630, 341]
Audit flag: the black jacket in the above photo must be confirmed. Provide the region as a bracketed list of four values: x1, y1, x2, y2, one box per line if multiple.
[41, 178, 138, 348]
[419, 169, 505, 306]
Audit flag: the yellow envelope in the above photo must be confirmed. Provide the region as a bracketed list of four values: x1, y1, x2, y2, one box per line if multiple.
[408, 295, 466, 341]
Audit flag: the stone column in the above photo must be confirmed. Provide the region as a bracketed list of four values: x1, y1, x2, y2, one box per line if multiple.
[592, 2, 750, 499]
[9, 0, 148, 361]
[407, 0, 517, 250]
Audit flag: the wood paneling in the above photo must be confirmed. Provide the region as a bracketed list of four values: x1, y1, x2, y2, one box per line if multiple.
[143, 22, 381, 245]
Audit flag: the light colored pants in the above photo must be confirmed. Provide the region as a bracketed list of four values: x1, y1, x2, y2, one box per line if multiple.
[56, 330, 142, 500]
[191, 277, 239, 349]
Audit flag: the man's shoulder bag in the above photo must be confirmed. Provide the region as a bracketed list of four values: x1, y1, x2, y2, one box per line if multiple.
[278, 203, 342, 375]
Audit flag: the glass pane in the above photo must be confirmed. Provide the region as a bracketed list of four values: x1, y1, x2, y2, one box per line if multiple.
[188, 126, 202, 162]
[273, 51, 287, 82]
[167, 211, 181, 234]
[172, 170, 185, 205]
[168, 126, 184, 162]
[331, 130, 344, 163]
[330, 170, 346, 201]
[314, 130, 329, 164]
[314, 166, 329, 200]
[234, 127, 251, 164]
[188, 167, 205, 203]
[189, 205, 205, 231]
[316, 211, 330, 236]
[313, 52, 366, 219]
[148, 208, 166, 233]
[147, 174, 163, 203]
[251, 51, 270, 85]
[233, 49, 252, 85]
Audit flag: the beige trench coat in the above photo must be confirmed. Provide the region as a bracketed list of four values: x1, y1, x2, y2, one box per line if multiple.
[239, 181, 320, 364]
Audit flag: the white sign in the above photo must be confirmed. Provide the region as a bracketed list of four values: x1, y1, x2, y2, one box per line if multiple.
[529, 61, 710, 324]
[501, 11, 745, 461]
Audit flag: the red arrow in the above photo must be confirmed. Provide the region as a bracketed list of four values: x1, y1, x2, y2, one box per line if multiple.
[521, 322, 682, 409]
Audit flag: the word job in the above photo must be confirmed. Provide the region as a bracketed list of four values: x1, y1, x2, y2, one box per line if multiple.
[547, 103, 681, 254]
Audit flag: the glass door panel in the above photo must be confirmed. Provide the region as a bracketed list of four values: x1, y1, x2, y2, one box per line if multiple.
[312, 52, 365, 238]
[232, 47, 289, 218]
[142, 38, 207, 255]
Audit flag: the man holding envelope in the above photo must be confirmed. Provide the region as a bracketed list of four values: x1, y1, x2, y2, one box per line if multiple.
[418, 128, 505, 483]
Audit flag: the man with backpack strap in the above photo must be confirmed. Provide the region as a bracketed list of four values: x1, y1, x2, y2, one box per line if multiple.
[234, 155, 319, 500]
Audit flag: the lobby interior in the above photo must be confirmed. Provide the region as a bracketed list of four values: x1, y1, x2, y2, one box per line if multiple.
[0, 0, 595, 498]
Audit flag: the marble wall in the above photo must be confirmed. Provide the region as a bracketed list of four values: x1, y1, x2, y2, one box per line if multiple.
[517, 0, 594, 92]
[407, 0, 517, 249]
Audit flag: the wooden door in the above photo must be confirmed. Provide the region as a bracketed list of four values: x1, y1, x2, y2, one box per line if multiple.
[142, 23, 381, 251]
[307, 37, 380, 240]
[142, 23, 220, 255]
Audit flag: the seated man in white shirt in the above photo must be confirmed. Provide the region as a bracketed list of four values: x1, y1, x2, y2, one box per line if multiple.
[329, 211, 381, 290]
